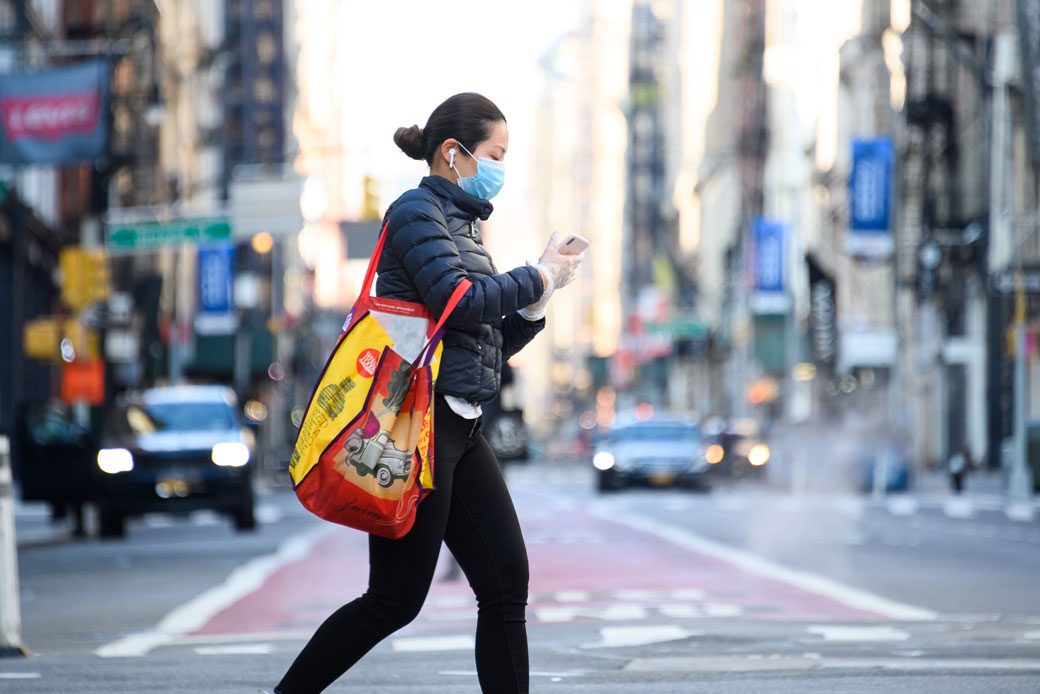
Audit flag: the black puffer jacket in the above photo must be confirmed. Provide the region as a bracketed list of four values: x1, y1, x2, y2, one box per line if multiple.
[375, 175, 546, 404]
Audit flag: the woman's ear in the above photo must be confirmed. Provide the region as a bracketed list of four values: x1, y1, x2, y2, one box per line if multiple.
[439, 139, 458, 165]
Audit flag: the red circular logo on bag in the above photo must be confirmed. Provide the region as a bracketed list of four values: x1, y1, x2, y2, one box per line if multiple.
[357, 349, 380, 378]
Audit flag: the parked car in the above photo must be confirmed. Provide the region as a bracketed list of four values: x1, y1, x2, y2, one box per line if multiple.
[94, 385, 257, 537]
[17, 402, 97, 531]
[592, 416, 710, 492]
[703, 418, 771, 480]
[481, 362, 529, 463]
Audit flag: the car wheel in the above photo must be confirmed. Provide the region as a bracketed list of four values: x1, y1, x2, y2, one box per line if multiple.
[233, 505, 256, 532]
[597, 476, 621, 493]
[375, 465, 394, 488]
[99, 508, 126, 539]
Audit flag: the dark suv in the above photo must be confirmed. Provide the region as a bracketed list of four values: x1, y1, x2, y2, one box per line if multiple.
[95, 385, 256, 537]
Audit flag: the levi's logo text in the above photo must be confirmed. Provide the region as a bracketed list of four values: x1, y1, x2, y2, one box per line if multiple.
[2, 92, 100, 140]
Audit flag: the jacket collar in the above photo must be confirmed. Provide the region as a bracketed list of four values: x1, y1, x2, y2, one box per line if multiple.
[420, 175, 494, 221]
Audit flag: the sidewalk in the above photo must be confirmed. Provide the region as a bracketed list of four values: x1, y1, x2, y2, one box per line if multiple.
[892, 469, 1038, 520]
[13, 499, 76, 549]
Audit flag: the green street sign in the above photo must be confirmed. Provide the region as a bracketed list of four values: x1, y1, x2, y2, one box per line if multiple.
[106, 217, 231, 252]
[647, 318, 710, 339]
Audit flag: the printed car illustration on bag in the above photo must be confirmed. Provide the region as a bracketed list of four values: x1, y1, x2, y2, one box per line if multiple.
[342, 429, 412, 488]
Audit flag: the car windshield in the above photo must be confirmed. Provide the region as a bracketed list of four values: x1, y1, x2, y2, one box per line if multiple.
[118, 401, 235, 434]
[613, 424, 699, 442]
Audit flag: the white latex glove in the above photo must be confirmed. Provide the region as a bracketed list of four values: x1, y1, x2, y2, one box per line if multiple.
[554, 250, 583, 289]
[533, 231, 581, 291]
[521, 262, 554, 321]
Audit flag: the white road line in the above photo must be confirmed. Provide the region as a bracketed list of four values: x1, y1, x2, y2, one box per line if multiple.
[440, 670, 585, 678]
[582, 625, 699, 649]
[194, 643, 275, 655]
[588, 505, 938, 621]
[190, 511, 222, 526]
[94, 524, 336, 658]
[1007, 503, 1035, 522]
[1024, 631, 1040, 640]
[0, 673, 42, 679]
[702, 603, 744, 617]
[658, 605, 702, 619]
[615, 589, 657, 601]
[255, 504, 283, 524]
[391, 635, 474, 652]
[533, 604, 649, 623]
[942, 498, 975, 519]
[806, 625, 910, 642]
[886, 497, 918, 517]
[553, 590, 591, 603]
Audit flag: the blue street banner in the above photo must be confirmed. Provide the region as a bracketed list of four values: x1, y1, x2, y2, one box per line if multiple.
[195, 244, 236, 334]
[749, 217, 791, 314]
[0, 60, 110, 165]
[848, 137, 895, 258]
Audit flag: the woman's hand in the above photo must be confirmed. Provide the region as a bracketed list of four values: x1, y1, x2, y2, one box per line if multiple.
[533, 232, 582, 291]
[522, 233, 584, 320]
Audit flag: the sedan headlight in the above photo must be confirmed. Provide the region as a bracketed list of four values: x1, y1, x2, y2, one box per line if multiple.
[593, 451, 616, 471]
[97, 448, 134, 474]
[705, 444, 724, 465]
[748, 444, 770, 466]
[212, 441, 251, 467]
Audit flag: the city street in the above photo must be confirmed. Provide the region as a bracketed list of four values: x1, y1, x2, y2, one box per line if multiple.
[5, 462, 1040, 693]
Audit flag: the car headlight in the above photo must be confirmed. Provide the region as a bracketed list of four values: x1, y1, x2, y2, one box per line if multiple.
[212, 441, 251, 467]
[593, 451, 615, 471]
[748, 444, 770, 466]
[97, 448, 134, 474]
[705, 444, 724, 465]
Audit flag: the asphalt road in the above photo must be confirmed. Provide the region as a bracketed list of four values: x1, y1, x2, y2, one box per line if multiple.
[3, 461, 1040, 693]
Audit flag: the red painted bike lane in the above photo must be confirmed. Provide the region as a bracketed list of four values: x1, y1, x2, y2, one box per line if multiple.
[189, 492, 883, 641]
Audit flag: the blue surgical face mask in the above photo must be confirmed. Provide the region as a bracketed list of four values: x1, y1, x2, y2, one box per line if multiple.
[451, 141, 505, 200]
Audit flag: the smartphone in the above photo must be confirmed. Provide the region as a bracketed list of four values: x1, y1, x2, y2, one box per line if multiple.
[558, 233, 590, 255]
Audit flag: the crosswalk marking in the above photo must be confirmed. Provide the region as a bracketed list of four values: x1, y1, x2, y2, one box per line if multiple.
[806, 625, 910, 642]
[194, 643, 274, 655]
[582, 625, 698, 649]
[391, 635, 474, 652]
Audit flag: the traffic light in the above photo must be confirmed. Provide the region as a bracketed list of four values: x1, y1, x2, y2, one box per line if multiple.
[60, 247, 110, 312]
[362, 175, 381, 221]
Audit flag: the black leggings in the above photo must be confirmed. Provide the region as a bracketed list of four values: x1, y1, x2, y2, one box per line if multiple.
[276, 395, 530, 693]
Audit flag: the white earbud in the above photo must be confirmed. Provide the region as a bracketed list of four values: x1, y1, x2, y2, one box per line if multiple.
[449, 148, 456, 167]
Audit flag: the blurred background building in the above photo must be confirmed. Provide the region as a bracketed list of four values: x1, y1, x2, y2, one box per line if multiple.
[3, 0, 1040, 497]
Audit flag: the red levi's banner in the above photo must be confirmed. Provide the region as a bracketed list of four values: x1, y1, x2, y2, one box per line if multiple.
[1, 92, 101, 141]
[0, 60, 110, 165]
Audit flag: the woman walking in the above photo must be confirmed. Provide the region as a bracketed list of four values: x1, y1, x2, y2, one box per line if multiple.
[270, 93, 582, 694]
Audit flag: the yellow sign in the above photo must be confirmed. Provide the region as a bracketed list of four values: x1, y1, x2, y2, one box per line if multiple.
[63, 318, 99, 361]
[60, 247, 110, 311]
[23, 318, 61, 360]
[362, 175, 381, 221]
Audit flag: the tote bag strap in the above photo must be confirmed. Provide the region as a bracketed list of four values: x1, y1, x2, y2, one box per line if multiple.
[357, 219, 390, 304]
[415, 279, 472, 367]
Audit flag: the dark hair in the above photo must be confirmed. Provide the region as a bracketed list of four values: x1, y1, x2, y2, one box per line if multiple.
[394, 92, 506, 165]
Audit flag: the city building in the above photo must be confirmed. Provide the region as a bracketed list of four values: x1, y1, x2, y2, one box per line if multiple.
[895, 0, 1037, 481]
[529, 3, 630, 435]
[695, 0, 768, 418]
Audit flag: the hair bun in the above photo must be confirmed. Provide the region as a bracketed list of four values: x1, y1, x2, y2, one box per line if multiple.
[394, 125, 426, 160]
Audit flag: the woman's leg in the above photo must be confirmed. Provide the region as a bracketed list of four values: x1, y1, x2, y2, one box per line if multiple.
[444, 432, 530, 694]
[275, 399, 476, 694]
